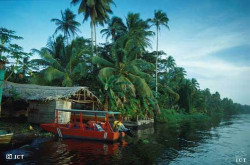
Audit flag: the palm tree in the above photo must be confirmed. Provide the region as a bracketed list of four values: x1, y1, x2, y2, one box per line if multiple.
[178, 79, 193, 113]
[99, 75, 126, 111]
[100, 16, 126, 41]
[158, 55, 176, 75]
[31, 36, 89, 86]
[126, 13, 153, 54]
[51, 9, 81, 44]
[92, 44, 161, 115]
[190, 78, 199, 93]
[115, 13, 154, 60]
[165, 56, 175, 70]
[149, 10, 169, 96]
[71, 0, 114, 56]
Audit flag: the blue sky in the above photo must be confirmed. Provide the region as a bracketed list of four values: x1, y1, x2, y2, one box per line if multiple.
[1, 0, 250, 105]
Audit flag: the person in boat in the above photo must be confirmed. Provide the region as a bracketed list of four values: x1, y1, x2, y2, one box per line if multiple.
[113, 121, 128, 132]
[94, 123, 104, 131]
[113, 121, 134, 136]
[87, 121, 104, 131]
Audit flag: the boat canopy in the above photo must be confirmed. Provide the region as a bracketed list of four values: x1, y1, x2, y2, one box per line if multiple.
[56, 108, 121, 115]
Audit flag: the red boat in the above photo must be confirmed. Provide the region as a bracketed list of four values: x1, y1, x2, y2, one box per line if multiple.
[40, 109, 125, 142]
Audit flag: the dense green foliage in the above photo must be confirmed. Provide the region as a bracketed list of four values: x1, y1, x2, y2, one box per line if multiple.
[1, 3, 250, 121]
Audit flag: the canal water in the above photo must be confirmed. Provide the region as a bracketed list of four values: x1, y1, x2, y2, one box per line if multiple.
[1, 114, 250, 164]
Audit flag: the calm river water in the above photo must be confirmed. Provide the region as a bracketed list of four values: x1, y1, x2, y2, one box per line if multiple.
[1, 114, 250, 165]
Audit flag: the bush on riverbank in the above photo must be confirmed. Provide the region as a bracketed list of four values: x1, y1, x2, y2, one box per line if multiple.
[156, 109, 209, 123]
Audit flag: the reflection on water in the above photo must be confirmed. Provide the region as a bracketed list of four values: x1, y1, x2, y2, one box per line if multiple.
[1, 114, 250, 165]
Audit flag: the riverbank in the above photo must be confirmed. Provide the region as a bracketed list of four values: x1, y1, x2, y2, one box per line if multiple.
[156, 109, 215, 124]
[0, 110, 221, 150]
[0, 117, 53, 150]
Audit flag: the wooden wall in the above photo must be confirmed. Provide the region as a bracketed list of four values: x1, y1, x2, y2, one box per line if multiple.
[28, 100, 71, 124]
[28, 100, 56, 123]
[56, 100, 71, 124]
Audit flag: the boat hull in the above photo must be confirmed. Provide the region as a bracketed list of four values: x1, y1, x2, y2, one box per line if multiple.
[40, 123, 125, 142]
[0, 133, 13, 144]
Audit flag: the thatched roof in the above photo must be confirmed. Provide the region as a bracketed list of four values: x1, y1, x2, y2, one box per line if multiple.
[3, 81, 100, 103]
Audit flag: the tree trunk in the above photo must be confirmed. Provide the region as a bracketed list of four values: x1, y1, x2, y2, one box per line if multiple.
[64, 32, 68, 45]
[153, 103, 161, 121]
[155, 103, 161, 115]
[104, 95, 109, 111]
[91, 21, 94, 71]
[70, 59, 71, 74]
[0, 68, 5, 118]
[155, 26, 159, 97]
[94, 23, 98, 57]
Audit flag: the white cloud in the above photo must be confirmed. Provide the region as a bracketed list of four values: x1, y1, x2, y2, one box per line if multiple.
[179, 59, 250, 105]
[155, 17, 250, 105]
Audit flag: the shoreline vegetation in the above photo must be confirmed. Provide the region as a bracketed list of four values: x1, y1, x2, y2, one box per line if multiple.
[0, 118, 53, 148]
[0, 0, 250, 136]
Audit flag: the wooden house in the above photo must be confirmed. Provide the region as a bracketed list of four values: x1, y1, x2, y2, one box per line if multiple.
[3, 81, 101, 124]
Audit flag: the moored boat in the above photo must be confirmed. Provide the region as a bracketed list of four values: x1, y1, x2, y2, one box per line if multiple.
[40, 109, 126, 142]
[0, 130, 13, 144]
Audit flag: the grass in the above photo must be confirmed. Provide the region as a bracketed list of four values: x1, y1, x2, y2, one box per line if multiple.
[156, 108, 210, 124]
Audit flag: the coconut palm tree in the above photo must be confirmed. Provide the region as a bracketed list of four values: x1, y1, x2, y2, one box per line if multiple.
[165, 56, 176, 70]
[92, 43, 161, 115]
[125, 13, 153, 53]
[115, 13, 154, 60]
[100, 16, 126, 41]
[31, 35, 89, 87]
[190, 78, 199, 93]
[149, 10, 169, 96]
[99, 75, 127, 111]
[178, 79, 193, 113]
[71, 0, 114, 55]
[51, 9, 81, 44]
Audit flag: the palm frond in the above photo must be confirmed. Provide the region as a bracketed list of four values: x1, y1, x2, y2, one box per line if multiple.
[98, 67, 116, 79]
[128, 73, 153, 98]
[92, 56, 115, 67]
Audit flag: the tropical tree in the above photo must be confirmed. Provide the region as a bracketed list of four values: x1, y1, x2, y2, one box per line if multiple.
[0, 27, 23, 60]
[51, 9, 81, 44]
[100, 16, 126, 41]
[178, 79, 193, 113]
[71, 0, 115, 55]
[190, 78, 199, 93]
[149, 10, 169, 96]
[98, 75, 126, 111]
[92, 44, 160, 116]
[0, 28, 28, 82]
[2, 43, 30, 83]
[31, 35, 89, 87]
[118, 13, 154, 59]
[165, 56, 176, 71]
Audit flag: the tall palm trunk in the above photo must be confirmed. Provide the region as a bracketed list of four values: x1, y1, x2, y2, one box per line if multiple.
[155, 26, 159, 97]
[91, 21, 94, 71]
[94, 23, 98, 56]
[70, 59, 72, 73]
[64, 32, 68, 45]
